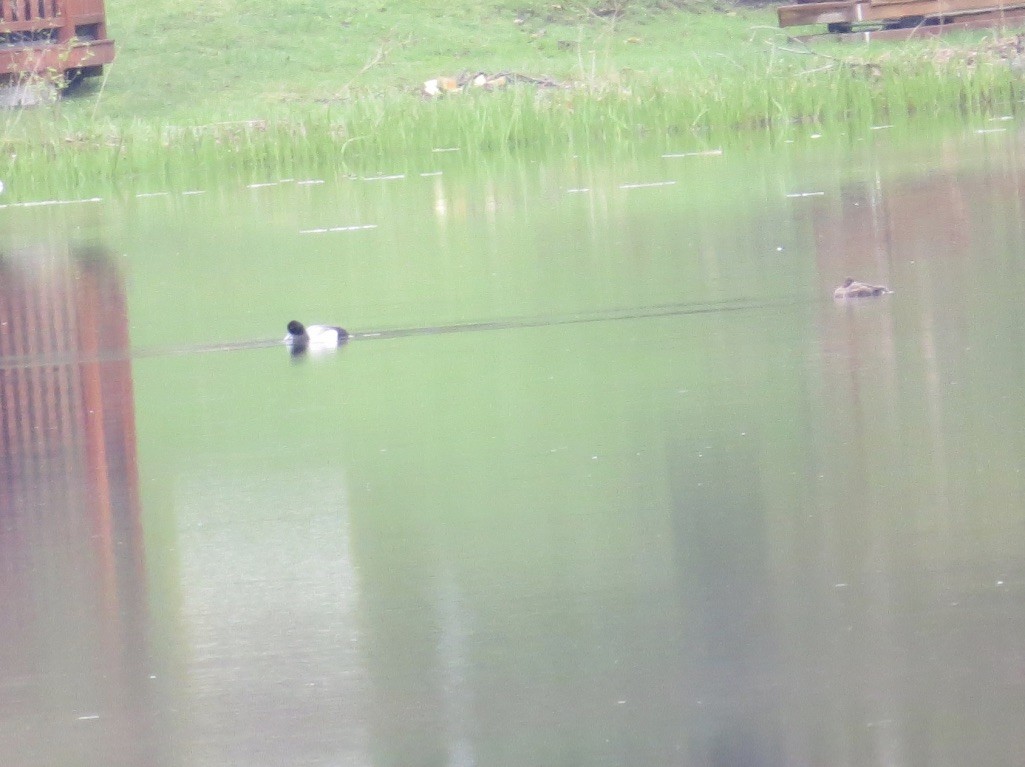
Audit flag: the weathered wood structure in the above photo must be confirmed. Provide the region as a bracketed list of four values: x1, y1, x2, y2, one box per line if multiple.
[0, 0, 114, 83]
[778, 0, 1025, 39]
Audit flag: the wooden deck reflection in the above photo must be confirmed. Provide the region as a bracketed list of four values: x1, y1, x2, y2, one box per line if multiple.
[0, 244, 150, 764]
[0, 245, 138, 509]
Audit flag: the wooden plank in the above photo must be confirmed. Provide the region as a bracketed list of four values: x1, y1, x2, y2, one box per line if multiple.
[796, 5, 1025, 37]
[0, 38, 113, 74]
[65, 0, 107, 16]
[0, 19, 63, 32]
[779, 0, 866, 25]
[779, 1, 918, 26]
[910, 0, 1019, 11]
[779, 0, 1023, 26]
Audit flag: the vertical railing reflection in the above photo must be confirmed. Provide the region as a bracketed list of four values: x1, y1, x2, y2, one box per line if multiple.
[0, 244, 140, 553]
[0, 243, 160, 766]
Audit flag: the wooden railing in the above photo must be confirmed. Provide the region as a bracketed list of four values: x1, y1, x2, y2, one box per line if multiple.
[0, 0, 61, 24]
[0, 0, 113, 77]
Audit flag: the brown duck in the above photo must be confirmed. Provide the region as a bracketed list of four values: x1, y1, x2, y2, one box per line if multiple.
[833, 277, 889, 299]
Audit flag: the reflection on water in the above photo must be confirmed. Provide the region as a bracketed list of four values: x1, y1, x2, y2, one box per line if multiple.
[4, 130, 1025, 766]
[0, 245, 158, 766]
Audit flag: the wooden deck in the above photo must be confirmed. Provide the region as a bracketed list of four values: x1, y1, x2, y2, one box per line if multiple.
[778, 0, 1025, 39]
[0, 0, 114, 80]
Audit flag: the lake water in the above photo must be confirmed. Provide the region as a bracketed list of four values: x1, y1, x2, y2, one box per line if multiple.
[3, 125, 1025, 767]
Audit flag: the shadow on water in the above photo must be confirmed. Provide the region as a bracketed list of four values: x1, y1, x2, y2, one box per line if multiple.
[0, 244, 167, 766]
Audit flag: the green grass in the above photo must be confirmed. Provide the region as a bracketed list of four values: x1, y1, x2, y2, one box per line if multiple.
[88, 0, 782, 120]
[1, 0, 1023, 195]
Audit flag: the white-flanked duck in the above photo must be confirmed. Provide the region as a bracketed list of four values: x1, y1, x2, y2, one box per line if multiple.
[284, 320, 349, 354]
[833, 277, 890, 299]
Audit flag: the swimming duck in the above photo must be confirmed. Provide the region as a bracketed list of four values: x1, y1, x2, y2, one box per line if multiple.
[833, 277, 890, 299]
[284, 320, 349, 353]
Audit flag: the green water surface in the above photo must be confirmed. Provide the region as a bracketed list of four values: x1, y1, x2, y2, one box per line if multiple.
[3, 126, 1025, 766]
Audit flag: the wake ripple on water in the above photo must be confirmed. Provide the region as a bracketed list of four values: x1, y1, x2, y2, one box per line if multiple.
[0, 296, 800, 370]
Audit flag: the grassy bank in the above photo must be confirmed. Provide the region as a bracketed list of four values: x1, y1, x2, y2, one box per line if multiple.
[2, 0, 1024, 195]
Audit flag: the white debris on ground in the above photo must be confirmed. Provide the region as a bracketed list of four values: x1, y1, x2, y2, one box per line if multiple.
[422, 72, 560, 97]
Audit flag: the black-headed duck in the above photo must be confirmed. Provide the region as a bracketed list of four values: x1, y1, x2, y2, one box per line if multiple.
[284, 320, 349, 354]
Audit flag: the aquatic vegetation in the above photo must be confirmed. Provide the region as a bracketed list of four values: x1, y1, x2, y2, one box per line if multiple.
[0, 18, 1022, 199]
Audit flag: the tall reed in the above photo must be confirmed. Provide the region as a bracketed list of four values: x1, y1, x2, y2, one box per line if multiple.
[0, 47, 1021, 200]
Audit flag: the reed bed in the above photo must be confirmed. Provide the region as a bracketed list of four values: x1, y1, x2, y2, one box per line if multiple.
[1, 43, 1022, 200]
